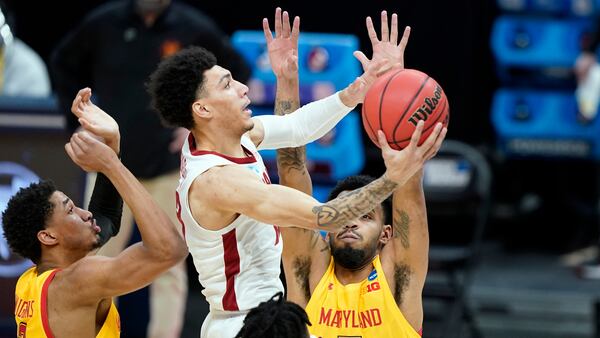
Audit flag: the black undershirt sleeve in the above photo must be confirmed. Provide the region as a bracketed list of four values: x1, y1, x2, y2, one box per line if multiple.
[88, 172, 123, 247]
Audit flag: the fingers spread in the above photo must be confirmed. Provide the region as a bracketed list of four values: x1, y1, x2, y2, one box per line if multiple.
[282, 11, 291, 38]
[408, 120, 424, 150]
[381, 10, 389, 42]
[377, 130, 392, 151]
[262, 18, 273, 43]
[353, 51, 370, 71]
[399, 26, 411, 52]
[366, 16, 379, 44]
[390, 13, 398, 45]
[274, 7, 282, 37]
[291, 16, 300, 41]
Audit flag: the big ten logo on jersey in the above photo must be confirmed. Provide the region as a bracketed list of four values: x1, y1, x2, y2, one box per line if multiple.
[361, 269, 380, 295]
[18, 322, 26, 338]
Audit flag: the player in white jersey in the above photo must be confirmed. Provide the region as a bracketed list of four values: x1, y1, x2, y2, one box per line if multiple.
[147, 8, 445, 337]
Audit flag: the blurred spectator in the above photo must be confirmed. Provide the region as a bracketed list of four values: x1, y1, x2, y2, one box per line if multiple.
[0, 6, 50, 97]
[49, 0, 250, 337]
[571, 28, 600, 279]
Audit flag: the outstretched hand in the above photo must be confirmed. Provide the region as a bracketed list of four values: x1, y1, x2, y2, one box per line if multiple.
[71, 87, 120, 154]
[263, 7, 300, 80]
[65, 131, 119, 173]
[354, 11, 411, 75]
[378, 121, 447, 186]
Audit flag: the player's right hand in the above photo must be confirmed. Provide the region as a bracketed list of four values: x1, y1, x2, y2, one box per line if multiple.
[71, 87, 121, 154]
[378, 121, 447, 186]
[65, 131, 119, 173]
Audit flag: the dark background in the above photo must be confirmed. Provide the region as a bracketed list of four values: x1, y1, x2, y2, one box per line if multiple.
[4, 0, 498, 146]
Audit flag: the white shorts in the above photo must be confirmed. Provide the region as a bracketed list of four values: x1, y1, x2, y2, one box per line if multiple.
[200, 310, 248, 338]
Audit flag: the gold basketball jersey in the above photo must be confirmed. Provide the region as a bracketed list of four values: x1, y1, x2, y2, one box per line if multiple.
[14, 267, 120, 338]
[306, 256, 421, 338]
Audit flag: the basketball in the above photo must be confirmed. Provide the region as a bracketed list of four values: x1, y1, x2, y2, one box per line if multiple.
[362, 69, 450, 150]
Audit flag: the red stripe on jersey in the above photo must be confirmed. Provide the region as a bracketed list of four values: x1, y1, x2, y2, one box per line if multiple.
[41, 269, 59, 338]
[175, 192, 186, 237]
[222, 229, 240, 311]
[188, 134, 256, 164]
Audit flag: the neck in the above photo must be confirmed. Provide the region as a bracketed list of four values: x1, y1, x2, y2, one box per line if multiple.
[191, 129, 247, 158]
[37, 249, 87, 274]
[334, 257, 376, 285]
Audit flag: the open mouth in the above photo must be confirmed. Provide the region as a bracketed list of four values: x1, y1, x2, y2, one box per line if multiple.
[242, 100, 252, 115]
[91, 219, 101, 234]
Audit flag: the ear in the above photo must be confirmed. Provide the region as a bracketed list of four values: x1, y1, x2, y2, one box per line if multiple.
[379, 224, 393, 245]
[191, 100, 212, 120]
[37, 229, 59, 246]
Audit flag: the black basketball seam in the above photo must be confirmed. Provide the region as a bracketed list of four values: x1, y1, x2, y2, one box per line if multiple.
[391, 76, 431, 143]
[377, 69, 405, 143]
[392, 95, 448, 144]
[363, 99, 378, 145]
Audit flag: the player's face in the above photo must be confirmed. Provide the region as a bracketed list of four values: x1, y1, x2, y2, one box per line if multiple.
[329, 198, 389, 269]
[45, 191, 101, 253]
[199, 65, 253, 134]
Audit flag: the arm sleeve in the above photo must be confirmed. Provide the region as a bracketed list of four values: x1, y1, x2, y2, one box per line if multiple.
[88, 172, 124, 247]
[255, 92, 355, 150]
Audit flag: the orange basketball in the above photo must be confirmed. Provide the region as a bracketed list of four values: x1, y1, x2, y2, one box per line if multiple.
[362, 69, 450, 150]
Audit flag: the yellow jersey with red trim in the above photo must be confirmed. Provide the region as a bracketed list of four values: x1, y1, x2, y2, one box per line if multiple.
[305, 255, 421, 338]
[14, 267, 120, 338]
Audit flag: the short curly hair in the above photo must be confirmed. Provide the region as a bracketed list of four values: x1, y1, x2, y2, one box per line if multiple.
[236, 292, 311, 338]
[328, 175, 392, 225]
[2, 180, 57, 264]
[147, 46, 217, 130]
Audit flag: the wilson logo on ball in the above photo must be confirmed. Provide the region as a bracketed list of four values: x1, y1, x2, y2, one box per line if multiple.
[408, 84, 443, 126]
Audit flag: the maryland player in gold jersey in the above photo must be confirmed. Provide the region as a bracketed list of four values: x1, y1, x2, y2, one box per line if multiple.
[4, 88, 187, 338]
[275, 11, 446, 338]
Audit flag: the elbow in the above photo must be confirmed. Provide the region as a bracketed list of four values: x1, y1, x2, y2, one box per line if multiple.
[155, 233, 188, 264]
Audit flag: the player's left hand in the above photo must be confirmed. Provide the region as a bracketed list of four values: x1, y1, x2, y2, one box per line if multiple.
[263, 7, 300, 81]
[65, 131, 119, 173]
[71, 87, 120, 154]
[354, 10, 411, 76]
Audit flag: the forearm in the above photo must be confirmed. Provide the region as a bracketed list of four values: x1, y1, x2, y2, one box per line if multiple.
[275, 77, 312, 193]
[101, 159, 184, 258]
[88, 172, 123, 246]
[256, 91, 355, 150]
[312, 174, 398, 232]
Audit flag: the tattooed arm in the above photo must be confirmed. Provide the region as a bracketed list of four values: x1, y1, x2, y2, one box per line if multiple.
[275, 89, 331, 307]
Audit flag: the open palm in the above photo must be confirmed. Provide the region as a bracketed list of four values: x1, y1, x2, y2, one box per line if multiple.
[354, 11, 411, 75]
[71, 87, 120, 153]
[263, 7, 300, 79]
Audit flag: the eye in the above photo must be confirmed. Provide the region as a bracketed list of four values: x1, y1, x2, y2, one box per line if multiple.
[224, 81, 231, 89]
[68, 207, 74, 214]
[362, 214, 373, 220]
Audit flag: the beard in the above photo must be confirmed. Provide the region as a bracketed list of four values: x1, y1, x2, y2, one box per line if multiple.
[330, 238, 379, 270]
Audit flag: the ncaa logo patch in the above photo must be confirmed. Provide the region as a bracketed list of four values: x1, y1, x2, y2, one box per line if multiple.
[368, 269, 377, 281]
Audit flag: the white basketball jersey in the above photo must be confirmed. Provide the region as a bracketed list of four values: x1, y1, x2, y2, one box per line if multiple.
[176, 133, 284, 314]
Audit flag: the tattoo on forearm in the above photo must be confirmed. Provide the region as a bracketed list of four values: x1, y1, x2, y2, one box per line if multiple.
[394, 209, 410, 249]
[312, 175, 398, 230]
[275, 99, 307, 174]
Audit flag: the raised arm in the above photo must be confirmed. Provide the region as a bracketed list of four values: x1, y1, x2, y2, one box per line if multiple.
[197, 121, 444, 234]
[63, 132, 188, 299]
[70, 88, 123, 246]
[248, 33, 389, 149]
[261, 8, 330, 306]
